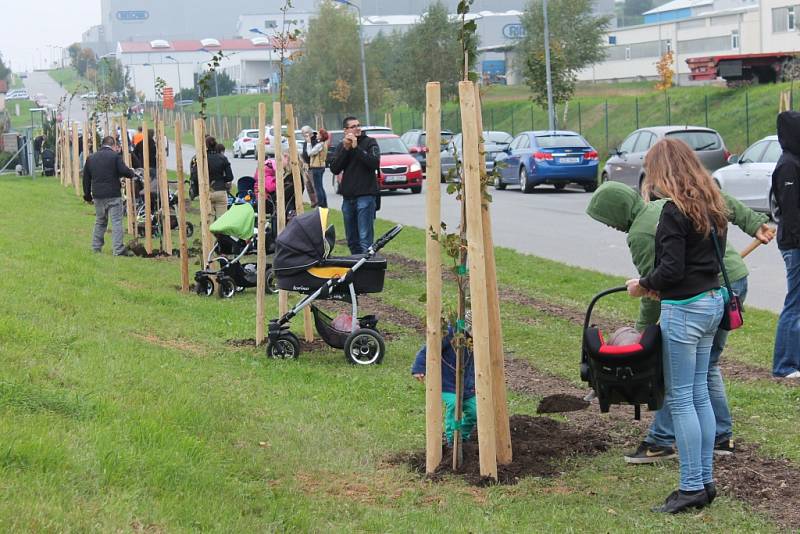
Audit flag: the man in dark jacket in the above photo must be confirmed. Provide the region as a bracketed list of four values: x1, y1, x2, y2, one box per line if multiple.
[83, 136, 136, 256]
[33, 134, 45, 167]
[772, 111, 800, 378]
[329, 116, 380, 254]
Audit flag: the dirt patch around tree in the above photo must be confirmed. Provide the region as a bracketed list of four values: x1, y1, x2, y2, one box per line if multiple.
[397, 414, 609, 486]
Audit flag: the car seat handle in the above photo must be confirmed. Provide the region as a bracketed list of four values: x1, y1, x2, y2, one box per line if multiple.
[583, 286, 628, 331]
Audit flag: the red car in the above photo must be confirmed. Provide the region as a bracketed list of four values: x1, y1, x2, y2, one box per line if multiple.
[333, 133, 424, 194]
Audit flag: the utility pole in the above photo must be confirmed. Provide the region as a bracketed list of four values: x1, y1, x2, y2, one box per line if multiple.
[543, 0, 556, 131]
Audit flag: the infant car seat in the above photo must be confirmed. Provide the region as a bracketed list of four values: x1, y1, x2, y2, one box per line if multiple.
[580, 287, 664, 420]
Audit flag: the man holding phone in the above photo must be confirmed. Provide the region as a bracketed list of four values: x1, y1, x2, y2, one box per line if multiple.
[329, 116, 381, 254]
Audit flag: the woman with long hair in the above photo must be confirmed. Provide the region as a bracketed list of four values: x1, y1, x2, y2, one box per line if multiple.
[626, 138, 728, 513]
[308, 128, 329, 208]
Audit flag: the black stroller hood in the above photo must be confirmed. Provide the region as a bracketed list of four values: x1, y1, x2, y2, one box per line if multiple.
[273, 208, 333, 275]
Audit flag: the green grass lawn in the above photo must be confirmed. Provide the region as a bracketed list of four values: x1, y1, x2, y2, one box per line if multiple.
[7, 98, 38, 132]
[1, 176, 797, 531]
[49, 67, 91, 95]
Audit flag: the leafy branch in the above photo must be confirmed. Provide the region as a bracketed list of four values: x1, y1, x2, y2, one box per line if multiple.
[197, 50, 225, 120]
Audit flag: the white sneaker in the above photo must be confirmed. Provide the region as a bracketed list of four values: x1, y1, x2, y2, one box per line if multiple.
[784, 371, 800, 378]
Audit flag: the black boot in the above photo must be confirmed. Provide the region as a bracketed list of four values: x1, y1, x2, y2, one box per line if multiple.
[704, 482, 717, 504]
[652, 489, 709, 513]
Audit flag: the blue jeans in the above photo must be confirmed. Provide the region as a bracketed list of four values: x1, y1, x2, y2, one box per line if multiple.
[660, 291, 724, 491]
[774, 249, 800, 377]
[341, 195, 376, 255]
[647, 277, 747, 447]
[311, 168, 327, 208]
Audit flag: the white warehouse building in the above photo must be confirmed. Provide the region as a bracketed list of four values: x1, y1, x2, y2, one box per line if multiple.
[580, 0, 800, 84]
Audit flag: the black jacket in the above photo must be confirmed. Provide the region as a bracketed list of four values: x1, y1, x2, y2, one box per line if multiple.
[206, 152, 234, 192]
[82, 146, 135, 199]
[329, 134, 380, 198]
[133, 137, 157, 169]
[639, 201, 724, 301]
[773, 111, 800, 250]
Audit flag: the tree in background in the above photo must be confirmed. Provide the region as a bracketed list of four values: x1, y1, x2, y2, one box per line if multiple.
[395, 1, 472, 108]
[655, 50, 674, 90]
[516, 0, 610, 107]
[286, 0, 384, 116]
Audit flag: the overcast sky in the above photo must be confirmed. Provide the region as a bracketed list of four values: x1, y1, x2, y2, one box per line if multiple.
[3, 0, 100, 71]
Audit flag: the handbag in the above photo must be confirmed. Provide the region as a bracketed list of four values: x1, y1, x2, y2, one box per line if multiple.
[710, 226, 744, 331]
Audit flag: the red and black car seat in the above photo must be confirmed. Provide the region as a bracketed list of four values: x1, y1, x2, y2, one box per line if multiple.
[580, 288, 665, 420]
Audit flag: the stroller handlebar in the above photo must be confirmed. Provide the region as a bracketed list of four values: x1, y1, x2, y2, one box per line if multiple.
[371, 225, 403, 253]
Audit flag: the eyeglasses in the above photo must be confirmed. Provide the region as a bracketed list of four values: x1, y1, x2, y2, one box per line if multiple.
[345, 123, 361, 130]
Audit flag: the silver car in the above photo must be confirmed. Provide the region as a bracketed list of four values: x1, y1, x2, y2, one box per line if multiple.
[440, 131, 513, 182]
[603, 126, 729, 190]
[712, 135, 781, 220]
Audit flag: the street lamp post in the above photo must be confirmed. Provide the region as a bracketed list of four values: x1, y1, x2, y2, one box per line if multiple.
[142, 62, 159, 113]
[249, 28, 276, 95]
[542, 0, 556, 131]
[334, 0, 370, 125]
[165, 55, 183, 106]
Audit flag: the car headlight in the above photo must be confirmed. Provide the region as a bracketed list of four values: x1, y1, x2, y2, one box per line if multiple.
[410, 162, 421, 173]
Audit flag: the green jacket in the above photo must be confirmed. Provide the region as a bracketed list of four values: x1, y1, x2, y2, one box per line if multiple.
[586, 182, 768, 330]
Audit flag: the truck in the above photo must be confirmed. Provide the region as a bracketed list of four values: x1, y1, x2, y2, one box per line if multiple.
[686, 52, 800, 86]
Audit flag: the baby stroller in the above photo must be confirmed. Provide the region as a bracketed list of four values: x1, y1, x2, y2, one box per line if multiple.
[41, 148, 55, 176]
[580, 286, 664, 420]
[194, 201, 277, 298]
[266, 208, 403, 365]
[132, 173, 194, 239]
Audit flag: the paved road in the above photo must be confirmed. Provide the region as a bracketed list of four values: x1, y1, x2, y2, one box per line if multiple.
[24, 71, 87, 125]
[28, 70, 787, 313]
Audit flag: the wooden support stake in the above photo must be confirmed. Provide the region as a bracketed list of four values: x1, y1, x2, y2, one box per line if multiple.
[286, 104, 315, 342]
[424, 82, 444, 474]
[458, 80, 497, 481]
[236, 116, 242, 137]
[194, 119, 213, 264]
[120, 115, 136, 235]
[175, 120, 190, 292]
[386, 112, 392, 130]
[142, 119, 153, 254]
[72, 122, 80, 196]
[157, 120, 173, 255]
[273, 102, 288, 316]
[58, 124, 65, 185]
[223, 116, 230, 140]
[82, 120, 89, 161]
[256, 103, 268, 345]
[474, 84, 512, 465]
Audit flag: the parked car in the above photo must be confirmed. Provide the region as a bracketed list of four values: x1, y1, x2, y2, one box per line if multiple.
[712, 135, 781, 220]
[492, 130, 599, 193]
[440, 131, 513, 182]
[325, 126, 393, 170]
[232, 127, 289, 158]
[79, 91, 98, 100]
[331, 133, 423, 194]
[603, 126, 729, 190]
[400, 129, 454, 172]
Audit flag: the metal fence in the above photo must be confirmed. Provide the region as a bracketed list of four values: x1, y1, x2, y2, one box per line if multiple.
[156, 85, 795, 156]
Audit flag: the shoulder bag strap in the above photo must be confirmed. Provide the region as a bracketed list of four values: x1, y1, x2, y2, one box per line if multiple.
[710, 225, 734, 297]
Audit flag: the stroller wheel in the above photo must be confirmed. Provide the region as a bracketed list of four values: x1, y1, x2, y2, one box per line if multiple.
[266, 333, 300, 359]
[185, 221, 194, 238]
[218, 277, 236, 298]
[344, 328, 385, 365]
[265, 268, 277, 294]
[195, 276, 214, 297]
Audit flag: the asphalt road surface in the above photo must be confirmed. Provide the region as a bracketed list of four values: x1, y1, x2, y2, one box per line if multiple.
[28, 71, 787, 313]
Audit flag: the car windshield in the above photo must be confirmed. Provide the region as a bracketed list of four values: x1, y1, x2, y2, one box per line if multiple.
[418, 132, 453, 146]
[535, 134, 588, 148]
[485, 132, 512, 145]
[376, 137, 409, 155]
[665, 131, 721, 151]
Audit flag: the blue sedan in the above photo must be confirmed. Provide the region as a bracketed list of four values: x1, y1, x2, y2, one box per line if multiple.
[493, 130, 599, 193]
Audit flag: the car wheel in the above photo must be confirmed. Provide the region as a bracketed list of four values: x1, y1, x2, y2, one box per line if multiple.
[601, 171, 609, 183]
[493, 174, 506, 190]
[583, 182, 598, 193]
[233, 149, 238, 159]
[638, 175, 646, 191]
[519, 167, 534, 194]
[770, 190, 781, 222]
[554, 183, 566, 190]
[410, 186, 422, 194]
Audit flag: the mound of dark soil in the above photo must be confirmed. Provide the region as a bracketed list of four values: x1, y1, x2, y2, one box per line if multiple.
[399, 414, 608, 486]
[536, 394, 590, 414]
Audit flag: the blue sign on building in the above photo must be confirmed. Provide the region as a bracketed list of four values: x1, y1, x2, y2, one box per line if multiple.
[116, 10, 149, 21]
[502, 23, 526, 40]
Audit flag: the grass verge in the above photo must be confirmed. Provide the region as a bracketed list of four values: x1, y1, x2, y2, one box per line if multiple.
[0, 176, 795, 532]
